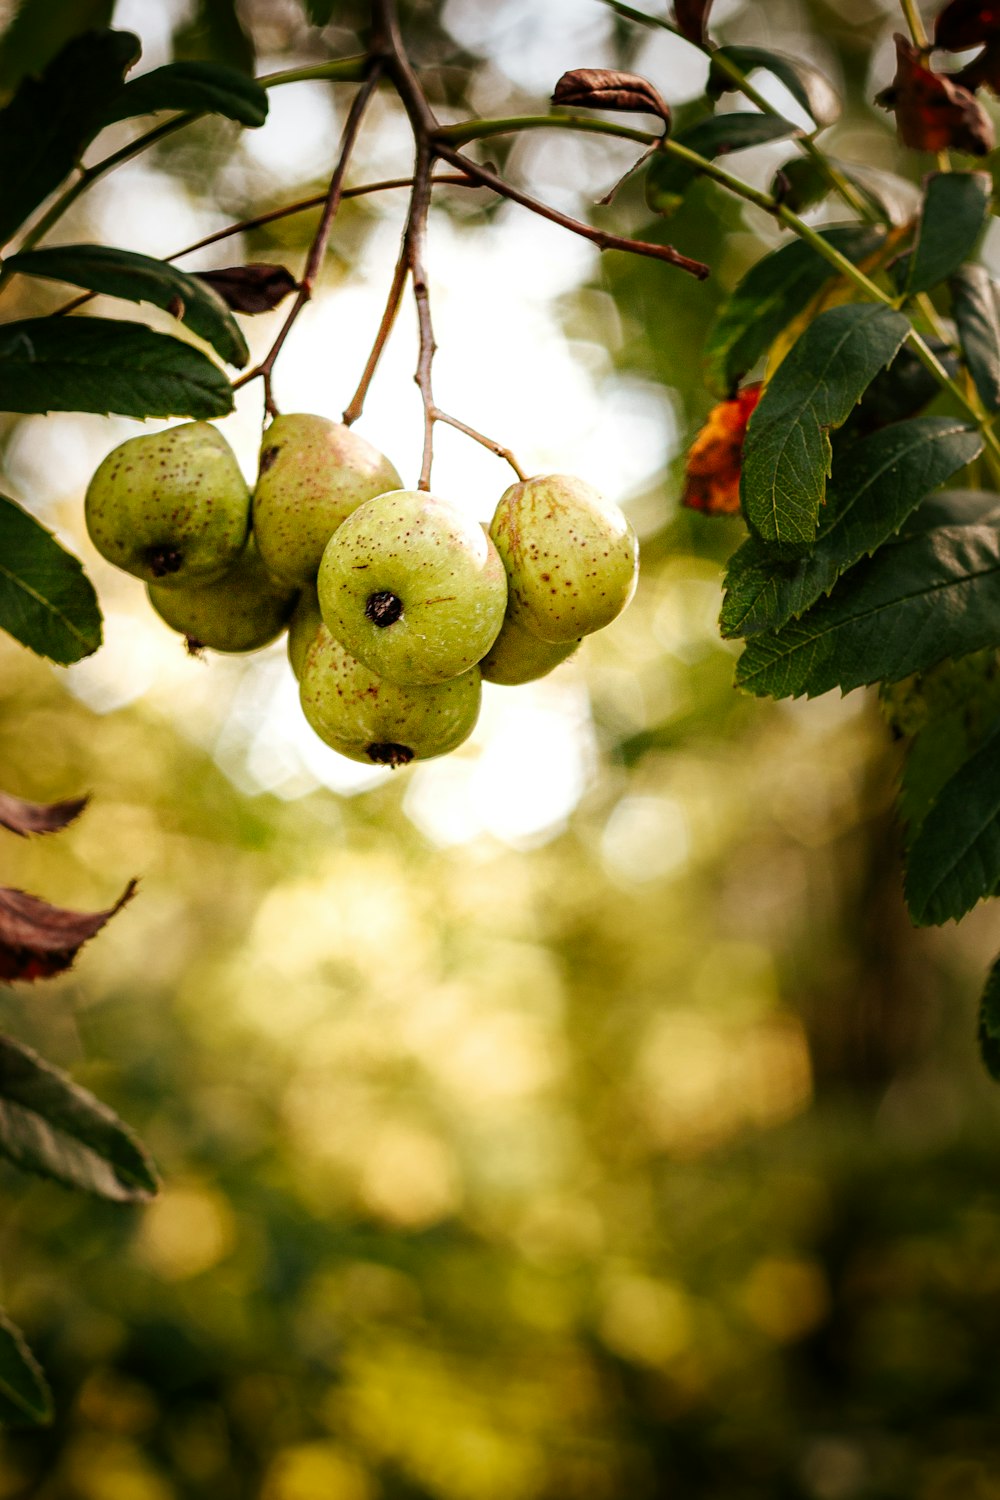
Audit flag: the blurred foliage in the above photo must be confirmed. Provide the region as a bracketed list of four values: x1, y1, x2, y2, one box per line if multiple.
[2, 0, 1000, 1496]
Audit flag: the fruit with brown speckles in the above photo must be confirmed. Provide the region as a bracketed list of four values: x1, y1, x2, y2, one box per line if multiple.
[148, 540, 298, 653]
[84, 421, 250, 588]
[252, 414, 402, 586]
[287, 584, 323, 680]
[480, 612, 579, 685]
[489, 473, 638, 643]
[300, 625, 481, 765]
[318, 489, 507, 685]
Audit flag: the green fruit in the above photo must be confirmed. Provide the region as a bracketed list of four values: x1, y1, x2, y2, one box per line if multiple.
[85, 421, 250, 588]
[148, 541, 298, 653]
[480, 612, 580, 685]
[489, 473, 638, 643]
[318, 489, 507, 685]
[287, 584, 323, 680]
[300, 625, 481, 766]
[252, 414, 402, 586]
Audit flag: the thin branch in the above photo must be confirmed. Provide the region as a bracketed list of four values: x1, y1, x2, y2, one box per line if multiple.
[406, 141, 438, 488]
[342, 242, 409, 426]
[233, 64, 383, 416]
[432, 409, 528, 480]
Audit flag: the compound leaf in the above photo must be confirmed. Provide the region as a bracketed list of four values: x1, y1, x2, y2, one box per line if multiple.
[0, 1311, 51, 1428]
[741, 302, 910, 544]
[0, 319, 233, 419]
[0, 494, 101, 664]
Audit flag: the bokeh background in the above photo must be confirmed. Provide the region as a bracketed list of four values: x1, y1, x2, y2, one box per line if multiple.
[3, 1, 1000, 1496]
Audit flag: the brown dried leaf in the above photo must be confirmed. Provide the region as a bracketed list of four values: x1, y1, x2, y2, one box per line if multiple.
[0, 880, 137, 983]
[675, 0, 713, 44]
[194, 263, 298, 314]
[0, 791, 88, 838]
[875, 34, 994, 154]
[935, 0, 1000, 50]
[552, 68, 671, 124]
[682, 384, 761, 516]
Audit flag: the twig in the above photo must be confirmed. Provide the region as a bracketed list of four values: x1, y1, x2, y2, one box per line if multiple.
[433, 410, 527, 480]
[406, 142, 438, 488]
[342, 240, 409, 426]
[233, 64, 383, 416]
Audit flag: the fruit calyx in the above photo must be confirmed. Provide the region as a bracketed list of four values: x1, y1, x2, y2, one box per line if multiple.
[366, 741, 414, 767]
[147, 546, 183, 578]
[365, 590, 403, 627]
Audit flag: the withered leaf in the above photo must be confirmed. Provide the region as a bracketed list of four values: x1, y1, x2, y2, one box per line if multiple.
[0, 791, 88, 838]
[194, 263, 298, 314]
[875, 34, 994, 154]
[675, 0, 713, 44]
[0, 880, 137, 983]
[935, 0, 1000, 50]
[552, 69, 671, 124]
[682, 384, 762, 516]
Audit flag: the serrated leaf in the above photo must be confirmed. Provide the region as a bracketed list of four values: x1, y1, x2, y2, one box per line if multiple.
[978, 951, 1000, 1079]
[904, 714, 1000, 924]
[708, 45, 840, 128]
[891, 650, 1000, 838]
[7, 245, 249, 368]
[646, 114, 799, 215]
[847, 336, 959, 435]
[902, 486, 1000, 533]
[741, 303, 910, 545]
[0, 319, 233, 420]
[735, 521, 1000, 698]
[704, 224, 885, 396]
[0, 29, 140, 249]
[905, 171, 990, 295]
[0, 1310, 51, 1428]
[951, 263, 1000, 412]
[721, 418, 981, 635]
[100, 59, 267, 128]
[0, 790, 88, 837]
[0, 494, 101, 664]
[0, 1033, 156, 1201]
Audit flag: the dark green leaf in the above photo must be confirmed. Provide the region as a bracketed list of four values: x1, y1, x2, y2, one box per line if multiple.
[891, 650, 1000, 839]
[704, 224, 885, 397]
[772, 156, 830, 213]
[0, 0, 114, 93]
[846, 337, 959, 435]
[172, 0, 255, 75]
[951, 263, 1000, 412]
[0, 1310, 51, 1428]
[0, 1033, 157, 1201]
[0, 494, 101, 665]
[7, 245, 249, 367]
[978, 951, 1000, 1080]
[904, 486, 1000, 533]
[707, 45, 840, 128]
[906, 170, 990, 296]
[101, 59, 267, 129]
[0, 319, 233, 420]
[904, 714, 1000, 925]
[0, 29, 140, 249]
[741, 303, 910, 545]
[646, 114, 799, 216]
[735, 521, 1000, 698]
[721, 418, 981, 635]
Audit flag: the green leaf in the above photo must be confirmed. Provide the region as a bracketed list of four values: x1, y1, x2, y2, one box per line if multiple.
[101, 59, 267, 129]
[906, 171, 990, 296]
[891, 650, 1000, 839]
[646, 114, 799, 215]
[0, 1310, 51, 1428]
[0, 319, 233, 420]
[721, 418, 981, 636]
[7, 245, 250, 368]
[0, 1033, 157, 1201]
[0, 494, 101, 665]
[173, 0, 255, 74]
[707, 45, 840, 128]
[735, 521, 1000, 698]
[904, 713, 1000, 925]
[0, 0, 114, 93]
[846, 337, 958, 435]
[951, 263, 1000, 412]
[978, 952, 1000, 1080]
[741, 303, 910, 545]
[704, 224, 885, 396]
[0, 29, 140, 249]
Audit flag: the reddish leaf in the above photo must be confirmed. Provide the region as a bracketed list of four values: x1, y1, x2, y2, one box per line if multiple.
[0, 791, 88, 838]
[0, 881, 137, 983]
[682, 384, 762, 516]
[875, 34, 994, 154]
[552, 68, 670, 124]
[194, 264, 298, 314]
[675, 0, 712, 44]
[935, 0, 1000, 49]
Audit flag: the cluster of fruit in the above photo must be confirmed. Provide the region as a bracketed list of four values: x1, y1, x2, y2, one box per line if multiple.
[83, 416, 639, 766]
